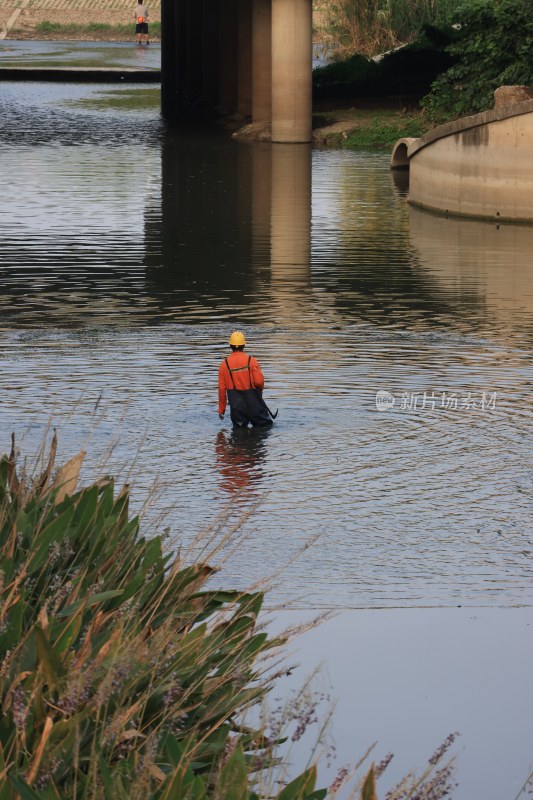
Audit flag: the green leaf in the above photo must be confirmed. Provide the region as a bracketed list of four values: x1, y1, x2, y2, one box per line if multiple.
[35, 624, 66, 688]
[99, 755, 114, 799]
[0, 746, 12, 800]
[218, 745, 248, 800]
[52, 610, 83, 654]
[7, 775, 41, 800]
[87, 590, 124, 606]
[0, 780, 14, 800]
[163, 733, 184, 767]
[27, 505, 75, 573]
[190, 776, 208, 800]
[142, 536, 163, 571]
[72, 485, 99, 536]
[276, 766, 317, 800]
[361, 766, 377, 800]
[0, 596, 25, 653]
[56, 590, 123, 617]
[100, 482, 115, 517]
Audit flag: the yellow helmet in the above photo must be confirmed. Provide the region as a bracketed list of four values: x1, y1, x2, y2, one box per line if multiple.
[229, 330, 246, 347]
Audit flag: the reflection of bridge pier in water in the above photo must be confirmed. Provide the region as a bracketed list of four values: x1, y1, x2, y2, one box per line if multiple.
[144, 134, 313, 325]
[144, 131, 258, 312]
[251, 143, 313, 323]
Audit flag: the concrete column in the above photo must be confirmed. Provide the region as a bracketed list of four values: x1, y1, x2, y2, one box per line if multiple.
[218, 0, 239, 114]
[252, 0, 272, 122]
[161, 0, 188, 116]
[238, 0, 253, 118]
[161, 0, 179, 115]
[271, 0, 312, 142]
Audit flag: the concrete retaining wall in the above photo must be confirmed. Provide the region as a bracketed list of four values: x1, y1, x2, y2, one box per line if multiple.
[393, 100, 533, 222]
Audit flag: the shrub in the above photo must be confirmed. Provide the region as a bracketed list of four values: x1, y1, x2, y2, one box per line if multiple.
[313, 28, 455, 102]
[0, 438, 325, 798]
[313, 52, 377, 86]
[422, 0, 533, 121]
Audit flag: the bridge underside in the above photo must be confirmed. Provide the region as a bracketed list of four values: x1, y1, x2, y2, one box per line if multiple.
[161, 0, 312, 143]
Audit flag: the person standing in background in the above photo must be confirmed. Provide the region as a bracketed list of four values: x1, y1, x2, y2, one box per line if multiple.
[134, 0, 149, 46]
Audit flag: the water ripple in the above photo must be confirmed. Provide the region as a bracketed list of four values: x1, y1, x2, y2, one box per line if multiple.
[1, 82, 533, 609]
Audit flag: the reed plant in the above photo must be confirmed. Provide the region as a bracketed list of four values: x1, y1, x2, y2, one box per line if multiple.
[313, 0, 458, 58]
[0, 435, 458, 799]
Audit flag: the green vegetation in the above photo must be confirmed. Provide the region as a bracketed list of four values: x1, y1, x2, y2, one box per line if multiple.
[35, 20, 161, 39]
[313, 27, 455, 104]
[63, 88, 161, 112]
[422, 0, 533, 121]
[314, 0, 533, 131]
[0, 438, 457, 798]
[0, 439, 325, 798]
[313, 108, 430, 148]
[313, 0, 459, 58]
[312, 0, 533, 127]
[343, 112, 429, 148]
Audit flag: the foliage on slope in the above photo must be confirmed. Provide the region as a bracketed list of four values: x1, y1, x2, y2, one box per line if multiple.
[422, 0, 533, 120]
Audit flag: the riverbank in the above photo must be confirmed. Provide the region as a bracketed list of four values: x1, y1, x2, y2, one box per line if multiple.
[233, 104, 430, 149]
[0, 0, 160, 42]
[312, 105, 429, 148]
[11, 21, 161, 42]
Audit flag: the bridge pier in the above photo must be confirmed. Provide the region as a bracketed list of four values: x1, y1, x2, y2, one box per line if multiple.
[161, 0, 312, 142]
[252, 0, 272, 122]
[271, 0, 312, 142]
[218, 0, 239, 113]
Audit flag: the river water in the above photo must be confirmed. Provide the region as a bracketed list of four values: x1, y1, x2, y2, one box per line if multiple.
[1, 67, 533, 798]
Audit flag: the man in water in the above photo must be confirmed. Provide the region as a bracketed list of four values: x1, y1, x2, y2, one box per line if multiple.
[218, 331, 273, 428]
[134, 0, 149, 45]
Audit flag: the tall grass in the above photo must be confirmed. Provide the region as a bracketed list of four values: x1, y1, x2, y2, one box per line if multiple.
[313, 0, 458, 58]
[0, 435, 458, 799]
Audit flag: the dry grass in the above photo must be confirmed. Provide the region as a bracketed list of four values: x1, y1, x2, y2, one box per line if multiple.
[312, 0, 456, 58]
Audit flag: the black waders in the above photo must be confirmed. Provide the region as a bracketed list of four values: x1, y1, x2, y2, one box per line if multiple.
[225, 356, 273, 428]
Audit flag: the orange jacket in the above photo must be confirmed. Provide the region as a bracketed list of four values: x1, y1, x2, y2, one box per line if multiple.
[218, 351, 265, 415]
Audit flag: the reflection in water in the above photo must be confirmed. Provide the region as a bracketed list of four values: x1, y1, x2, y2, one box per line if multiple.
[269, 144, 312, 321]
[144, 126, 263, 319]
[215, 427, 271, 498]
[1, 82, 533, 612]
[390, 167, 409, 198]
[409, 206, 533, 334]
